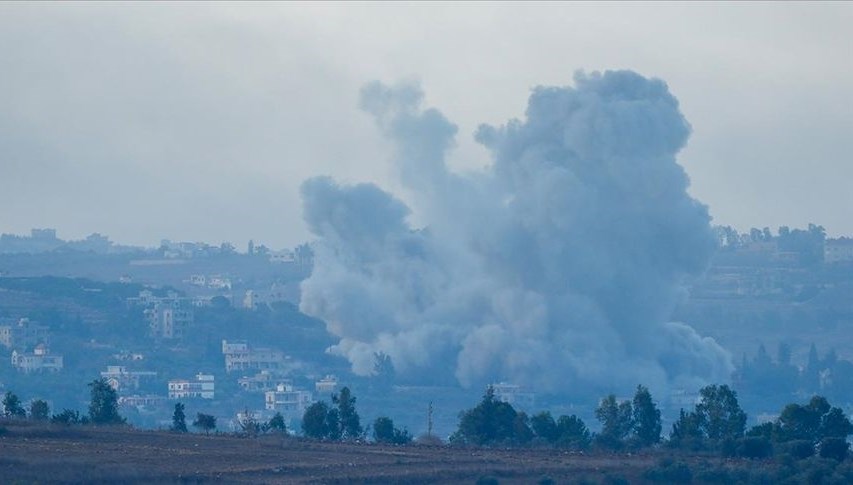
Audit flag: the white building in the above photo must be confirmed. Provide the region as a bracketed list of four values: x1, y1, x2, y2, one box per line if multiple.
[11, 344, 63, 373]
[119, 394, 168, 409]
[315, 375, 339, 396]
[100, 365, 157, 393]
[265, 383, 314, 418]
[825, 238, 853, 264]
[168, 373, 215, 399]
[242, 283, 292, 310]
[145, 297, 194, 339]
[222, 340, 288, 373]
[238, 370, 289, 393]
[269, 250, 295, 264]
[0, 317, 50, 350]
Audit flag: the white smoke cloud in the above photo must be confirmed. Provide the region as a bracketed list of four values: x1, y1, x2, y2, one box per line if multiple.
[299, 70, 733, 394]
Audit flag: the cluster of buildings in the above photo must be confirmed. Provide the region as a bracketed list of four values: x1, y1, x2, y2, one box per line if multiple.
[1, 318, 63, 373]
[107, 365, 216, 409]
[104, 336, 332, 428]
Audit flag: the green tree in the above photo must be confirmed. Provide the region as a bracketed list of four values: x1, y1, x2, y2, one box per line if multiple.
[372, 352, 395, 389]
[29, 399, 50, 421]
[595, 394, 634, 449]
[332, 387, 363, 440]
[556, 415, 591, 450]
[267, 412, 287, 434]
[3, 391, 26, 418]
[819, 437, 849, 461]
[820, 406, 852, 439]
[632, 385, 662, 446]
[238, 409, 262, 436]
[530, 411, 559, 443]
[373, 416, 395, 443]
[192, 413, 216, 434]
[88, 378, 125, 425]
[777, 396, 852, 443]
[326, 407, 342, 440]
[171, 403, 187, 433]
[372, 416, 411, 444]
[512, 411, 534, 445]
[302, 401, 331, 439]
[453, 387, 521, 445]
[695, 384, 746, 442]
[669, 409, 704, 450]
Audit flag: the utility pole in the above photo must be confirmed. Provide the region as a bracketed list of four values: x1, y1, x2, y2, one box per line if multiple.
[427, 401, 434, 437]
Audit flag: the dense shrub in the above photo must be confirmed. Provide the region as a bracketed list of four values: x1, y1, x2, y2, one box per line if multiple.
[783, 439, 815, 460]
[736, 436, 773, 459]
[643, 458, 693, 483]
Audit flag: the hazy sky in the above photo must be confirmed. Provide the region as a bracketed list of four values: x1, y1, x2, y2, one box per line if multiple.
[1, 2, 851, 248]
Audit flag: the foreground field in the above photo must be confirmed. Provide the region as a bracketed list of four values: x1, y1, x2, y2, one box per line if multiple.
[1, 420, 651, 484]
[0, 420, 736, 484]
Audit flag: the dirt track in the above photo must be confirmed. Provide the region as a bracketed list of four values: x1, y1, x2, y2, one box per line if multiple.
[0, 421, 658, 484]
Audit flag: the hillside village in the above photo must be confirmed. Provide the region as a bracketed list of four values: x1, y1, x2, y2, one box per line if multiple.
[1, 224, 852, 437]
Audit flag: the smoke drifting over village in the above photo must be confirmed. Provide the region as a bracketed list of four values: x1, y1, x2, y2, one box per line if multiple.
[299, 70, 733, 394]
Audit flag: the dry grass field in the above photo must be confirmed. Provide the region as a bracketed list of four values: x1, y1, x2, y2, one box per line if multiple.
[0, 420, 671, 484]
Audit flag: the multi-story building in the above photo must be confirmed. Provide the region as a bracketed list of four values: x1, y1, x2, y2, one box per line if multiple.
[0, 318, 50, 350]
[118, 395, 168, 409]
[100, 365, 158, 393]
[222, 340, 287, 373]
[825, 238, 853, 264]
[242, 283, 292, 310]
[264, 383, 314, 418]
[314, 375, 339, 396]
[237, 370, 289, 393]
[168, 373, 215, 399]
[11, 344, 63, 373]
[145, 297, 193, 339]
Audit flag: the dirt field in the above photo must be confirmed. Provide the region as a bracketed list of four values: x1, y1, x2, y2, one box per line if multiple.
[0, 420, 678, 484]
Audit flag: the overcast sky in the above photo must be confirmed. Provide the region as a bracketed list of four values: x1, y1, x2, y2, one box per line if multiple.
[1, 2, 851, 248]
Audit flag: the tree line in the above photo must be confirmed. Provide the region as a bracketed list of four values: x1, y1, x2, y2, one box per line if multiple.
[4, 377, 852, 466]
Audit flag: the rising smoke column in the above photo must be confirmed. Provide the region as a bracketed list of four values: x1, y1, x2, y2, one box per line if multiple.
[299, 70, 732, 394]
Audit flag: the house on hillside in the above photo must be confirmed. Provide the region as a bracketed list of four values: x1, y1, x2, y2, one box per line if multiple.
[100, 365, 158, 393]
[314, 375, 339, 397]
[222, 340, 289, 373]
[145, 297, 194, 339]
[264, 383, 314, 420]
[0, 318, 50, 350]
[11, 344, 63, 373]
[825, 238, 853, 264]
[168, 373, 215, 399]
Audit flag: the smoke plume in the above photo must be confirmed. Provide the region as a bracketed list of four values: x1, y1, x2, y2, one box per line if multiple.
[299, 70, 732, 394]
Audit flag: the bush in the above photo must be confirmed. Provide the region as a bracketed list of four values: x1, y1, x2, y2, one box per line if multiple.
[819, 437, 849, 461]
[51, 409, 81, 425]
[784, 440, 815, 460]
[643, 458, 693, 483]
[736, 436, 773, 459]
